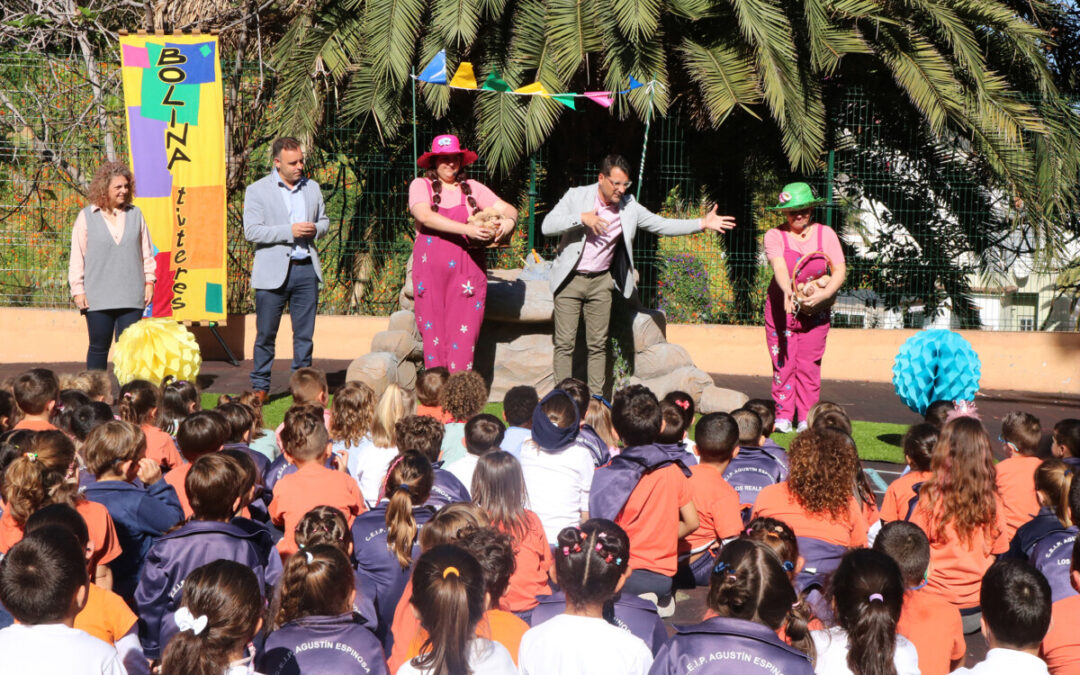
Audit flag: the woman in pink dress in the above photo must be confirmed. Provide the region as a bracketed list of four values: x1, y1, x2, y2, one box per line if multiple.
[763, 182, 847, 433]
[408, 135, 518, 372]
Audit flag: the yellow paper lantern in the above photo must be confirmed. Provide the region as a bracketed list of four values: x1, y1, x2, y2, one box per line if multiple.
[113, 318, 202, 386]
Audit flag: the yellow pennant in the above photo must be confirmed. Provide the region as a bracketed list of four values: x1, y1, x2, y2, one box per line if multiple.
[513, 82, 550, 97]
[449, 62, 478, 89]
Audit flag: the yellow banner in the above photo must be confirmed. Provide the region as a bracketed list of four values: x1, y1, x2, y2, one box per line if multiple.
[119, 34, 227, 322]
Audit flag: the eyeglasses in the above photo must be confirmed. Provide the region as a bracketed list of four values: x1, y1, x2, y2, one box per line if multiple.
[604, 176, 633, 190]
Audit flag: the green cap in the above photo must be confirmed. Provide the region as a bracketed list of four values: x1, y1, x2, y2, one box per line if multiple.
[767, 182, 824, 210]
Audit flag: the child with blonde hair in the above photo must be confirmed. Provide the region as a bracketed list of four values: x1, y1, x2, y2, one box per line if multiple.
[351, 383, 414, 506]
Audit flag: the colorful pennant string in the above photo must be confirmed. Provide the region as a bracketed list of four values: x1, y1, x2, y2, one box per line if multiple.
[414, 50, 653, 110]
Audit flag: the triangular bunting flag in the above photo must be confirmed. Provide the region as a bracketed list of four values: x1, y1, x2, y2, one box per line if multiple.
[552, 94, 577, 110]
[449, 62, 478, 89]
[481, 69, 511, 92]
[417, 50, 447, 84]
[513, 82, 550, 96]
[628, 76, 645, 90]
[584, 91, 613, 108]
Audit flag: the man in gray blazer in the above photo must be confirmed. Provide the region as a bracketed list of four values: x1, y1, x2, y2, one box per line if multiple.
[542, 154, 735, 395]
[243, 137, 330, 397]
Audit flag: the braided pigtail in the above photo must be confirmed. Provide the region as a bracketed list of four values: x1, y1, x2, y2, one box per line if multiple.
[459, 177, 480, 216]
[554, 519, 629, 611]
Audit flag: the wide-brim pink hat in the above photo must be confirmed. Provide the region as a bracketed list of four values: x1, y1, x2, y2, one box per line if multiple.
[417, 134, 479, 169]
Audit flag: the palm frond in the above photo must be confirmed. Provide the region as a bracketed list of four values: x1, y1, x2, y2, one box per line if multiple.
[362, 0, 426, 87]
[433, 0, 483, 46]
[676, 38, 762, 125]
[608, 0, 662, 43]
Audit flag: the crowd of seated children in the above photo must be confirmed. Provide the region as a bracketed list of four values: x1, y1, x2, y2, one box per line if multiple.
[4, 362, 1080, 675]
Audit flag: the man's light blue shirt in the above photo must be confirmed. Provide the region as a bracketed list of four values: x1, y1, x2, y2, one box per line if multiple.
[273, 168, 310, 260]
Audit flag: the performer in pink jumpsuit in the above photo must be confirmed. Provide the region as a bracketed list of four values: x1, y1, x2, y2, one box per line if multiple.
[763, 183, 847, 433]
[408, 135, 518, 371]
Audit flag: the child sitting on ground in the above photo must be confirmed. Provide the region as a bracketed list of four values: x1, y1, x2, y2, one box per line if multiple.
[0, 526, 126, 674]
[25, 504, 148, 675]
[1052, 419, 1080, 474]
[259, 544, 388, 674]
[955, 559, 1052, 674]
[117, 380, 183, 472]
[352, 383, 414, 507]
[328, 380, 376, 476]
[1004, 459, 1076, 603]
[557, 378, 610, 467]
[395, 414, 471, 507]
[997, 411, 1045, 542]
[164, 410, 230, 518]
[447, 413, 505, 490]
[520, 389, 595, 545]
[440, 371, 489, 464]
[518, 520, 653, 675]
[1041, 531, 1080, 674]
[723, 408, 788, 523]
[678, 413, 742, 587]
[874, 520, 965, 675]
[216, 401, 271, 481]
[880, 423, 937, 522]
[12, 368, 59, 431]
[415, 366, 451, 423]
[500, 385, 537, 457]
[589, 385, 698, 617]
[270, 406, 364, 557]
[135, 453, 280, 660]
[656, 400, 698, 467]
[811, 548, 920, 674]
[82, 421, 183, 600]
[273, 367, 332, 447]
[744, 398, 789, 465]
[158, 377, 199, 437]
[236, 390, 279, 461]
[159, 560, 264, 675]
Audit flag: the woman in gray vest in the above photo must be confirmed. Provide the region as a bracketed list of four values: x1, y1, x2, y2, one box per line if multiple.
[68, 161, 156, 370]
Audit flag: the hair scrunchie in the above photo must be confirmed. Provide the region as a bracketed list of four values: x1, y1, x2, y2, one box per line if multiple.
[174, 606, 209, 636]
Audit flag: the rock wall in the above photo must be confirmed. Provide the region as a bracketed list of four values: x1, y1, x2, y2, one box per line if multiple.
[347, 264, 746, 412]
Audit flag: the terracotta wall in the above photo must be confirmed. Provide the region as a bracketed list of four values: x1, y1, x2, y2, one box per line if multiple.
[4, 309, 1078, 394]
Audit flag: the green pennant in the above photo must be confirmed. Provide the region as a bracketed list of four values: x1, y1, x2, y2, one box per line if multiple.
[481, 70, 510, 92]
[552, 94, 577, 110]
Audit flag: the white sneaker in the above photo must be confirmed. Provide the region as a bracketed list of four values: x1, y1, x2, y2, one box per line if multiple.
[774, 419, 794, 434]
[797, 420, 808, 432]
[638, 592, 676, 618]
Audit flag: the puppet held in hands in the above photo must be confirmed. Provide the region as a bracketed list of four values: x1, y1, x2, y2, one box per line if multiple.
[796, 274, 830, 297]
[467, 207, 512, 248]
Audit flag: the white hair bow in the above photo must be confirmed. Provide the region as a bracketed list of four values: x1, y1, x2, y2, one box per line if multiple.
[174, 606, 209, 636]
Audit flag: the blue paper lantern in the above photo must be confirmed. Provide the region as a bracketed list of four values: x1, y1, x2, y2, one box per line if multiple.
[892, 329, 981, 415]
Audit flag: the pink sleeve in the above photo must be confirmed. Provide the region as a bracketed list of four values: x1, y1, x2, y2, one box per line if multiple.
[408, 178, 432, 208]
[466, 180, 499, 210]
[763, 228, 784, 261]
[136, 212, 156, 283]
[68, 210, 88, 296]
[820, 225, 845, 265]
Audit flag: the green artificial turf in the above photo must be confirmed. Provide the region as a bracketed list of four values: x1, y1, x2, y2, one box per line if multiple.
[203, 394, 907, 464]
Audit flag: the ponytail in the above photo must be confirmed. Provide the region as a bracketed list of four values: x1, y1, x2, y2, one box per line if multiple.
[831, 549, 904, 675]
[272, 544, 353, 630]
[160, 560, 262, 675]
[2, 431, 78, 525]
[1036, 459, 1074, 527]
[784, 596, 816, 665]
[117, 380, 159, 426]
[410, 545, 486, 675]
[384, 451, 434, 569]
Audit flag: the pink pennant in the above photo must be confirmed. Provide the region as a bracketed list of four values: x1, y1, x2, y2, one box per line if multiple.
[584, 91, 613, 108]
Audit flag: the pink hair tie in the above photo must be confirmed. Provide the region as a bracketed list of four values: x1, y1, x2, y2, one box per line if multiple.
[675, 400, 690, 410]
[561, 546, 570, 556]
[595, 543, 603, 552]
[868, 593, 884, 603]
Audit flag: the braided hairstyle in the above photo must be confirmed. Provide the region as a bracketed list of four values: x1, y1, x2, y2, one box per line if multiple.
[426, 167, 480, 216]
[554, 519, 630, 611]
[295, 505, 353, 554]
[272, 544, 354, 630]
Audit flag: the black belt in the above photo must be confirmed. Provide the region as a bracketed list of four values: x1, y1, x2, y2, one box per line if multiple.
[575, 270, 608, 278]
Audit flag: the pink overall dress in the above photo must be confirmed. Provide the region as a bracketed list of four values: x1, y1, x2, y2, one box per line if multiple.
[763, 225, 831, 425]
[412, 182, 487, 372]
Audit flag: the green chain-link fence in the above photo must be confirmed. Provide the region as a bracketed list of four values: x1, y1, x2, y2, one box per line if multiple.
[2, 53, 1077, 331]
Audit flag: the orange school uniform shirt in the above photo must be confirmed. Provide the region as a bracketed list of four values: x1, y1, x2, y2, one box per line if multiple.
[752, 482, 869, 547]
[897, 587, 965, 675]
[142, 424, 183, 471]
[616, 463, 693, 576]
[1043, 594, 1080, 675]
[415, 404, 452, 424]
[908, 496, 1008, 608]
[13, 418, 58, 431]
[681, 463, 743, 553]
[996, 454, 1042, 542]
[164, 462, 194, 518]
[74, 582, 138, 645]
[880, 470, 931, 522]
[269, 462, 364, 555]
[390, 605, 528, 672]
[498, 510, 552, 614]
[0, 499, 121, 569]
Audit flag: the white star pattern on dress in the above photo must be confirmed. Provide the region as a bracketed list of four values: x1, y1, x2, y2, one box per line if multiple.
[450, 362, 456, 369]
[466, 362, 472, 369]
[460, 325, 468, 333]
[421, 254, 427, 263]
[433, 337, 439, 346]
[770, 345, 780, 356]
[462, 280, 474, 296]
